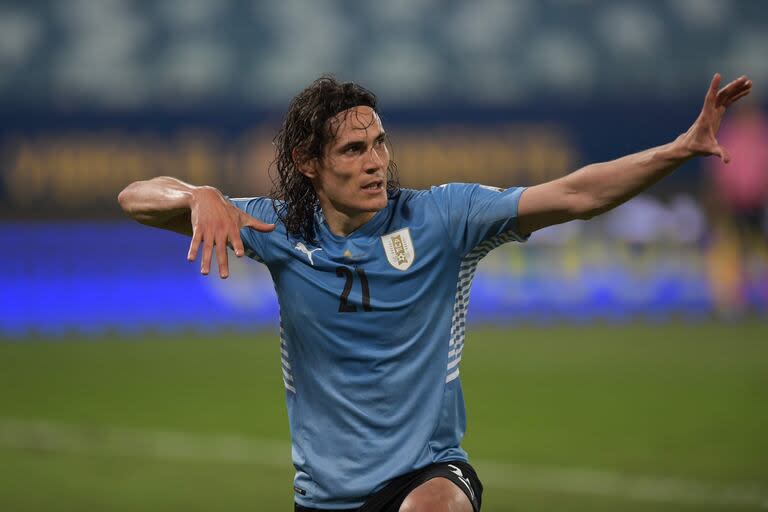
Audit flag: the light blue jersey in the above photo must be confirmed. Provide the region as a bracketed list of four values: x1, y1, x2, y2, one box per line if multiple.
[231, 183, 527, 509]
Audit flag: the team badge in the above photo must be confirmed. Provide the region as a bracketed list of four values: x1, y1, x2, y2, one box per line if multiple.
[380, 228, 415, 271]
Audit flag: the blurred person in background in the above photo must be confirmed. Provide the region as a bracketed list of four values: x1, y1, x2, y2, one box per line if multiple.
[705, 102, 768, 314]
[118, 73, 751, 512]
[707, 102, 768, 242]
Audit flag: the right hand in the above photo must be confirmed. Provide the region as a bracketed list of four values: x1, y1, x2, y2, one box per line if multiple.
[187, 186, 275, 278]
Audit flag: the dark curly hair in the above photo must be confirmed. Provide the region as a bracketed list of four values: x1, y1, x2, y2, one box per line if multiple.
[269, 75, 399, 244]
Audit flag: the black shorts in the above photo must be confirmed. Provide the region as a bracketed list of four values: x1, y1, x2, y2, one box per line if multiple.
[295, 460, 483, 512]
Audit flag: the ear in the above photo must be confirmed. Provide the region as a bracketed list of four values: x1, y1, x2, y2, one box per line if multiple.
[293, 147, 317, 179]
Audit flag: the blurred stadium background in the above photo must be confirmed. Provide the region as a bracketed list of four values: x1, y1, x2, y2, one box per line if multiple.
[1, 1, 767, 510]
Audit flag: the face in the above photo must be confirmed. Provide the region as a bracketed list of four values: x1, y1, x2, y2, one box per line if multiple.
[301, 106, 390, 227]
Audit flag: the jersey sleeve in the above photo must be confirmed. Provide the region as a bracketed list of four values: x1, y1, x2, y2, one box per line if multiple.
[428, 183, 529, 257]
[228, 196, 279, 263]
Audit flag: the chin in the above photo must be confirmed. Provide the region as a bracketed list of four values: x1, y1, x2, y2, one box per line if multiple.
[355, 193, 387, 212]
[369, 195, 388, 211]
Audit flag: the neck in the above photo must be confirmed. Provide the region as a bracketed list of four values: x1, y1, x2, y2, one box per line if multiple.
[320, 202, 377, 237]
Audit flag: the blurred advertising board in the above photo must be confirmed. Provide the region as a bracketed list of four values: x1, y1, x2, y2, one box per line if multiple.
[1, 103, 701, 219]
[2, 221, 753, 338]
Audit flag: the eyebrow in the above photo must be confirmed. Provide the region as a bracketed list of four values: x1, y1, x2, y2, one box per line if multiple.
[336, 131, 386, 152]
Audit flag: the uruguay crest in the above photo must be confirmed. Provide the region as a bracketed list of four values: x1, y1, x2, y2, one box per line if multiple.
[380, 228, 415, 271]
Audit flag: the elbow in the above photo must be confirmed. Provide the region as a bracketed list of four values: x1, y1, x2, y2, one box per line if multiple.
[117, 185, 132, 214]
[117, 181, 142, 216]
[117, 187, 128, 211]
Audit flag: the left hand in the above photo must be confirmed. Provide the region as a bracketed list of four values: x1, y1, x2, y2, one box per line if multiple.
[681, 73, 752, 163]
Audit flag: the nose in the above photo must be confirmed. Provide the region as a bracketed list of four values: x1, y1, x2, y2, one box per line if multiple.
[365, 146, 385, 173]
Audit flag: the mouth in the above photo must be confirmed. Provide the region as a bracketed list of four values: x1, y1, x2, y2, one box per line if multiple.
[362, 180, 384, 193]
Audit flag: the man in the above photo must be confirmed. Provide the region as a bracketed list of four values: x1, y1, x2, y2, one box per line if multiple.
[118, 74, 752, 511]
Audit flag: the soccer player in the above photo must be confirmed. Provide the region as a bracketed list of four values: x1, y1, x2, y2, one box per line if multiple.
[118, 73, 751, 511]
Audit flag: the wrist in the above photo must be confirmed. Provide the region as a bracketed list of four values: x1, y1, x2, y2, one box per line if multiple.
[188, 185, 216, 206]
[665, 133, 698, 162]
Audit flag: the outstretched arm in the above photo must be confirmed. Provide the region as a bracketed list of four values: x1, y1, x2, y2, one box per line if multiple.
[517, 74, 753, 235]
[118, 176, 274, 278]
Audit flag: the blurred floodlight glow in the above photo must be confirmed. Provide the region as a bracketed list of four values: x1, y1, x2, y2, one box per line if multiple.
[0, 8, 40, 65]
[597, 3, 663, 58]
[527, 32, 595, 95]
[54, 0, 148, 105]
[447, 0, 531, 55]
[0, 0, 763, 108]
[669, 0, 727, 29]
[357, 39, 441, 101]
[159, 0, 223, 30]
[159, 38, 233, 99]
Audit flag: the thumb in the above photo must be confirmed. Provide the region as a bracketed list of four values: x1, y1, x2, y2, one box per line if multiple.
[714, 143, 731, 164]
[242, 213, 276, 232]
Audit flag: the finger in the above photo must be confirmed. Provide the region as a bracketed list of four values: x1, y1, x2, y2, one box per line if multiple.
[720, 79, 752, 106]
[216, 237, 229, 279]
[230, 232, 245, 258]
[188, 229, 202, 261]
[724, 87, 752, 108]
[201, 236, 213, 275]
[719, 74, 747, 91]
[732, 79, 752, 98]
[706, 73, 721, 100]
[717, 76, 750, 103]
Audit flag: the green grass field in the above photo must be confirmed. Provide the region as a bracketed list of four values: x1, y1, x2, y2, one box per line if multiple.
[1, 322, 767, 511]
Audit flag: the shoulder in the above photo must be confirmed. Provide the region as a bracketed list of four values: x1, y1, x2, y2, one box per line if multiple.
[394, 184, 473, 202]
[402, 183, 486, 207]
[393, 184, 516, 212]
[386, 188, 437, 217]
[386, 185, 481, 219]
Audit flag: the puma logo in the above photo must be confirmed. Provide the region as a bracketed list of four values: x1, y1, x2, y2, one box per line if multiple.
[295, 242, 322, 266]
[447, 464, 475, 501]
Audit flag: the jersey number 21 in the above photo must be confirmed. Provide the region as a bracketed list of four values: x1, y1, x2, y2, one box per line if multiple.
[335, 266, 372, 313]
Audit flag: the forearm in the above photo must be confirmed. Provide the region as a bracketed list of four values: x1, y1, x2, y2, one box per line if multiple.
[566, 135, 694, 218]
[118, 176, 199, 225]
[519, 74, 750, 234]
